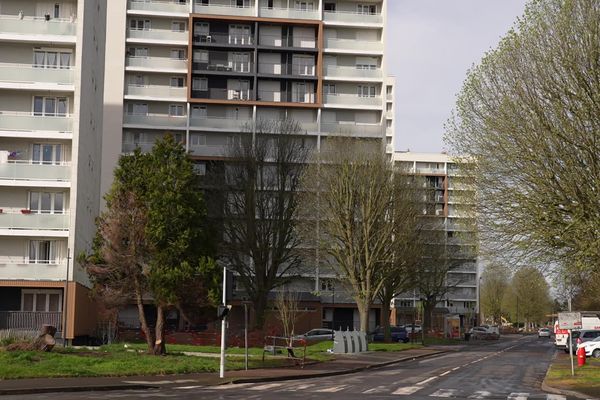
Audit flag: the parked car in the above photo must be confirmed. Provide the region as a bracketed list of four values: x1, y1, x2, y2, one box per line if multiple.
[577, 336, 600, 358]
[403, 324, 422, 334]
[294, 329, 334, 343]
[371, 326, 409, 343]
[565, 330, 600, 354]
[469, 326, 500, 340]
[538, 328, 551, 338]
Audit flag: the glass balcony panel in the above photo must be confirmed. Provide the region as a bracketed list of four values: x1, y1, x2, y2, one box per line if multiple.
[125, 85, 187, 99]
[0, 212, 69, 231]
[126, 56, 187, 70]
[122, 142, 155, 153]
[324, 65, 382, 79]
[0, 64, 74, 86]
[127, 28, 188, 42]
[0, 162, 71, 182]
[193, 32, 254, 46]
[188, 144, 227, 157]
[128, 0, 189, 14]
[0, 16, 76, 37]
[193, 88, 255, 101]
[194, 3, 255, 16]
[123, 114, 188, 128]
[259, 7, 319, 20]
[189, 116, 251, 131]
[321, 122, 383, 138]
[0, 112, 72, 133]
[323, 94, 382, 107]
[323, 11, 383, 24]
[193, 61, 254, 74]
[324, 38, 383, 52]
[0, 257, 66, 281]
[258, 63, 315, 77]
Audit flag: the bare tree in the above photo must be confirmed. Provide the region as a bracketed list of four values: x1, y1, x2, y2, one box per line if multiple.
[274, 289, 302, 340]
[219, 119, 311, 329]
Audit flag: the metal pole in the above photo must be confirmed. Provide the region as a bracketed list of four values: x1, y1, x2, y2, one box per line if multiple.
[219, 266, 227, 378]
[244, 302, 248, 371]
[62, 248, 70, 347]
[569, 329, 575, 376]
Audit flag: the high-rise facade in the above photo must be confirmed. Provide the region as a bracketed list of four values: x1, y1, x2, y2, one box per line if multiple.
[392, 152, 479, 332]
[0, 0, 106, 340]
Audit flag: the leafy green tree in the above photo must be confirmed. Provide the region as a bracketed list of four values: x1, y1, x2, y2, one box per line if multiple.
[445, 0, 600, 279]
[81, 136, 218, 354]
[505, 266, 552, 329]
[480, 264, 510, 325]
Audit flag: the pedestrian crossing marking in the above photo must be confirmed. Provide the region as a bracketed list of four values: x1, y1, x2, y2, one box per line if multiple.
[508, 393, 529, 400]
[468, 390, 492, 398]
[362, 386, 389, 394]
[315, 385, 347, 392]
[290, 383, 315, 390]
[430, 388, 459, 397]
[392, 386, 422, 395]
[247, 383, 284, 391]
[545, 396, 566, 400]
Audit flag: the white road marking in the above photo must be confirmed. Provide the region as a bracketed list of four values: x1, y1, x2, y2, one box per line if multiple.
[430, 388, 459, 397]
[174, 386, 202, 390]
[392, 386, 423, 395]
[417, 376, 438, 385]
[439, 370, 451, 376]
[362, 386, 389, 394]
[290, 383, 315, 390]
[315, 385, 347, 392]
[468, 390, 492, 398]
[451, 367, 460, 371]
[211, 383, 253, 390]
[507, 393, 529, 400]
[545, 395, 566, 400]
[247, 383, 285, 391]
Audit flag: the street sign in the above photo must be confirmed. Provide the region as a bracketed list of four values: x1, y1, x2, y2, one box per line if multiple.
[558, 312, 582, 330]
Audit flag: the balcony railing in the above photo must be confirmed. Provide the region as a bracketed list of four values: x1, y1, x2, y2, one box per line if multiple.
[257, 90, 315, 104]
[0, 161, 71, 182]
[125, 85, 187, 99]
[0, 257, 67, 281]
[321, 122, 383, 137]
[323, 10, 383, 25]
[193, 88, 255, 101]
[188, 144, 227, 157]
[192, 61, 254, 74]
[324, 38, 383, 52]
[189, 116, 251, 131]
[0, 15, 76, 38]
[0, 112, 72, 134]
[122, 142, 155, 153]
[259, 7, 319, 20]
[193, 3, 255, 16]
[0, 63, 74, 86]
[0, 212, 70, 231]
[193, 32, 254, 46]
[258, 34, 316, 49]
[258, 62, 316, 77]
[323, 65, 382, 79]
[128, 0, 189, 14]
[127, 28, 188, 42]
[123, 113, 188, 128]
[323, 93, 382, 107]
[0, 311, 62, 331]
[125, 56, 187, 71]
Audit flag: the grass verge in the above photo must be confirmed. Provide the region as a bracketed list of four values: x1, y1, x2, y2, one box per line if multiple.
[545, 353, 600, 398]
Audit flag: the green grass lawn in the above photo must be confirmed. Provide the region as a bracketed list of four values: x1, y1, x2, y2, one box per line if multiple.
[545, 354, 600, 398]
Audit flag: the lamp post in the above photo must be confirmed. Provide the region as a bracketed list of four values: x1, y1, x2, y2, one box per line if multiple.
[477, 276, 483, 326]
[219, 265, 227, 379]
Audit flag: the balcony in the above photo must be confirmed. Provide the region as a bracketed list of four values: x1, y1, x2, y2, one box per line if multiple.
[323, 93, 382, 108]
[192, 60, 254, 75]
[257, 90, 315, 104]
[125, 56, 187, 72]
[323, 11, 383, 25]
[321, 122, 383, 138]
[0, 15, 76, 43]
[258, 63, 316, 78]
[0, 212, 70, 232]
[122, 142, 156, 153]
[128, 0, 189, 16]
[0, 63, 74, 90]
[125, 85, 187, 100]
[387, 93, 393, 101]
[127, 28, 188, 44]
[258, 34, 316, 50]
[323, 65, 382, 80]
[193, 88, 255, 101]
[193, 3, 255, 16]
[0, 311, 63, 331]
[0, 161, 71, 184]
[188, 144, 227, 157]
[193, 32, 254, 47]
[0, 112, 72, 139]
[123, 113, 187, 128]
[259, 7, 319, 20]
[189, 116, 251, 131]
[324, 38, 383, 53]
[0, 257, 67, 281]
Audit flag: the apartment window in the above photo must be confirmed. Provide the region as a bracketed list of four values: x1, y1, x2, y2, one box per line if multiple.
[54, 3, 60, 18]
[194, 22, 209, 36]
[323, 83, 336, 95]
[236, 0, 249, 7]
[193, 50, 209, 63]
[230, 52, 251, 72]
[192, 78, 208, 91]
[321, 279, 334, 291]
[127, 103, 148, 115]
[228, 80, 250, 100]
[387, 85, 393, 95]
[33, 96, 68, 116]
[190, 134, 207, 146]
[198, 0, 208, 5]
[357, 85, 376, 97]
[398, 300, 414, 308]
[356, 63, 376, 70]
[32, 144, 62, 165]
[357, 4, 376, 14]
[228, 24, 251, 45]
[170, 77, 185, 87]
[193, 163, 207, 176]
[267, 0, 274, 8]
[129, 75, 146, 86]
[29, 192, 64, 214]
[22, 289, 61, 312]
[171, 21, 185, 32]
[191, 105, 207, 118]
[28, 241, 57, 264]
[128, 47, 148, 57]
[170, 49, 186, 60]
[324, 3, 336, 11]
[33, 50, 72, 69]
[386, 120, 392, 128]
[295, 1, 314, 11]
[169, 104, 185, 116]
[386, 103, 392, 111]
[130, 19, 151, 30]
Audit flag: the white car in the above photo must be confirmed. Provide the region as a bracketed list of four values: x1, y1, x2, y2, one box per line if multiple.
[577, 336, 600, 358]
[538, 328, 551, 338]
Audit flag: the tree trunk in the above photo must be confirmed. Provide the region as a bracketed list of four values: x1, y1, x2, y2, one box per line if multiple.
[423, 301, 435, 334]
[357, 301, 370, 333]
[153, 305, 166, 355]
[253, 293, 268, 330]
[134, 277, 154, 353]
[380, 293, 393, 342]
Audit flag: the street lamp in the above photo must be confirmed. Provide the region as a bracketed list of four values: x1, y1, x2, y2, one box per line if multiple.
[477, 276, 483, 326]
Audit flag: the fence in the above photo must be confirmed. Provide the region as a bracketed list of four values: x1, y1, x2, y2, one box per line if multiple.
[0, 311, 62, 332]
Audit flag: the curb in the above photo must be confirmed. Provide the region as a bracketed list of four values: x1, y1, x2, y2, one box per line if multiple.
[541, 351, 598, 400]
[230, 350, 448, 384]
[0, 384, 157, 396]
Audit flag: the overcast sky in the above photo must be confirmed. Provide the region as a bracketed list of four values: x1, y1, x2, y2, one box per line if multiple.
[388, 0, 528, 153]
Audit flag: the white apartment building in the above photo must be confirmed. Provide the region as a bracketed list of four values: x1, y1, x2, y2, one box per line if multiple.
[0, 0, 106, 341]
[101, 0, 395, 332]
[392, 152, 479, 331]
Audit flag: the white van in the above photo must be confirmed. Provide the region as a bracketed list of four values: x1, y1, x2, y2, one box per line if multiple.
[555, 312, 600, 349]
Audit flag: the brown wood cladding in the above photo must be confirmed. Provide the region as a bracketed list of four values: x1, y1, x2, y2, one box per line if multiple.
[188, 14, 324, 108]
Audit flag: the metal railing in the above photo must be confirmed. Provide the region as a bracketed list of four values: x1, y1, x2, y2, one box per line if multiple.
[128, 0, 189, 14]
[0, 63, 74, 86]
[0, 311, 62, 331]
[0, 15, 76, 37]
[258, 62, 316, 77]
[192, 61, 254, 73]
[193, 88, 255, 101]
[193, 32, 254, 46]
[193, 2, 255, 16]
[0, 111, 72, 133]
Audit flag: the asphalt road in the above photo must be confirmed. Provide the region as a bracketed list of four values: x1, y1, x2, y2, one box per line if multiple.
[6, 335, 575, 400]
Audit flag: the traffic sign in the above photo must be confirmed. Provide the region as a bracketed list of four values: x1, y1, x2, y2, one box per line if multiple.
[558, 312, 582, 330]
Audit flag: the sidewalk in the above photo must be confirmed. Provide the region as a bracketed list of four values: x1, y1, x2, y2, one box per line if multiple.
[0, 347, 445, 396]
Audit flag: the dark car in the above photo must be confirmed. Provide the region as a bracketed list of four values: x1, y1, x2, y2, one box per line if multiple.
[371, 326, 409, 343]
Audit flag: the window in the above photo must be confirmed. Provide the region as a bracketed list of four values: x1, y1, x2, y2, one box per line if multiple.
[22, 289, 62, 312]
[33, 96, 67, 116]
[129, 75, 146, 86]
[28, 241, 57, 264]
[33, 50, 72, 69]
[169, 104, 185, 116]
[357, 4, 376, 14]
[236, 0, 249, 7]
[170, 77, 185, 87]
[357, 85, 376, 97]
[192, 78, 208, 91]
[127, 103, 148, 115]
[29, 192, 64, 214]
[324, 3, 336, 11]
[193, 163, 206, 176]
[191, 105, 207, 118]
[228, 80, 249, 100]
[54, 3, 60, 18]
[193, 50, 209, 63]
[324, 83, 336, 95]
[194, 22, 209, 36]
[190, 134, 206, 146]
[397, 300, 414, 308]
[171, 21, 185, 32]
[32, 144, 62, 165]
[128, 47, 148, 57]
[230, 52, 250, 72]
[267, 0, 274, 8]
[295, 1, 314, 11]
[129, 19, 151, 30]
[170, 49, 186, 60]
[321, 279, 334, 291]
[228, 24, 251, 45]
